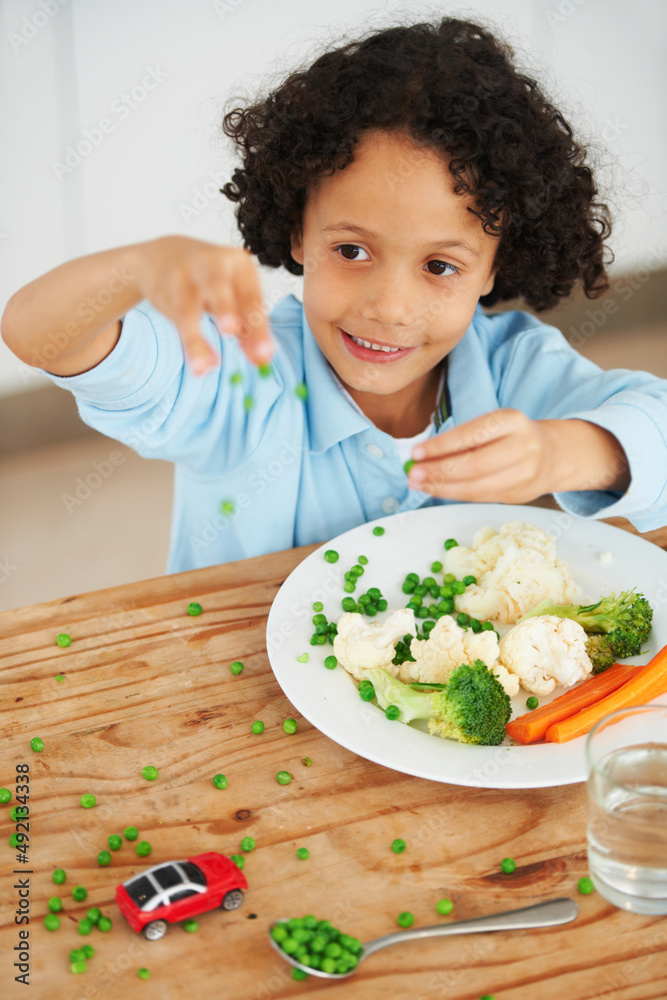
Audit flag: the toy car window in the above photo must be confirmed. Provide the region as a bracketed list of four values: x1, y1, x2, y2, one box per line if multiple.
[154, 865, 183, 890]
[125, 875, 157, 908]
[169, 888, 198, 903]
[180, 862, 207, 887]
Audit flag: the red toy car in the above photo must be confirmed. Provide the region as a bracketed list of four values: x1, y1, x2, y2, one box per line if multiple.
[115, 851, 248, 940]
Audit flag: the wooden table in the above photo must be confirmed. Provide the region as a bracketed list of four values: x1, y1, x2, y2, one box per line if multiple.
[1, 524, 667, 1000]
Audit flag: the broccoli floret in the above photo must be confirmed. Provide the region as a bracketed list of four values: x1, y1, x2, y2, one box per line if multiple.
[366, 660, 511, 746]
[520, 589, 653, 667]
[584, 634, 617, 674]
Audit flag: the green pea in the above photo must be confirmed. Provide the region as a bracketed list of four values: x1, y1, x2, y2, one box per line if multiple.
[462, 575, 477, 586]
[359, 681, 375, 702]
[78, 918, 93, 936]
[323, 549, 339, 563]
[124, 826, 139, 841]
[243, 394, 254, 411]
[296, 847, 310, 860]
[56, 633, 72, 647]
[69, 949, 86, 963]
[436, 898, 453, 915]
[578, 876, 595, 895]
[72, 886, 88, 902]
[0, 788, 11, 803]
[53, 869, 66, 884]
[183, 919, 199, 933]
[142, 766, 158, 781]
[444, 538, 458, 550]
[108, 834, 122, 851]
[70, 960, 87, 974]
[364, 602, 377, 616]
[385, 705, 400, 721]
[230, 371, 242, 385]
[55, 674, 65, 682]
[241, 837, 255, 852]
[229, 660, 245, 676]
[283, 719, 297, 734]
[97, 916, 112, 932]
[403, 459, 415, 474]
[80, 794, 96, 808]
[138, 968, 150, 979]
[431, 561, 443, 573]
[86, 908, 101, 924]
[30, 737, 44, 752]
[296, 653, 309, 663]
[230, 854, 245, 869]
[251, 720, 265, 734]
[187, 602, 203, 616]
[358, 555, 368, 564]
[97, 851, 111, 866]
[481, 621, 495, 631]
[526, 696, 539, 710]
[295, 382, 308, 400]
[500, 857, 516, 874]
[341, 597, 356, 612]
[456, 612, 470, 627]
[312, 601, 324, 611]
[358, 593, 370, 605]
[391, 838, 406, 854]
[397, 911, 414, 928]
[377, 598, 388, 611]
[372, 526, 385, 536]
[451, 580, 466, 595]
[136, 841, 152, 857]
[277, 771, 292, 785]
[258, 363, 272, 378]
[323, 655, 337, 670]
[292, 968, 309, 981]
[301, 756, 312, 767]
[469, 618, 482, 633]
[48, 896, 62, 913]
[213, 773, 228, 789]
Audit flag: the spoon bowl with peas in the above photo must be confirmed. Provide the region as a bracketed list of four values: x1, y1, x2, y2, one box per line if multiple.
[269, 897, 578, 979]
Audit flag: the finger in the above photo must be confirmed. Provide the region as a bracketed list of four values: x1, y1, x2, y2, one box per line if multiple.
[412, 409, 519, 461]
[234, 251, 275, 365]
[411, 466, 544, 504]
[409, 433, 531, 489]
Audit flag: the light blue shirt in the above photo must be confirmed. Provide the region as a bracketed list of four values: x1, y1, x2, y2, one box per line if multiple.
[44, 294, 667, 573]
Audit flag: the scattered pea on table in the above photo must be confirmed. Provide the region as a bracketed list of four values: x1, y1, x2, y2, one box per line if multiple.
[30, 737, 44, 752]
[397, 911, 414, 928]
[0, 788, 11, 803]
[296, 847, 310, 860]
[80, 794, 96, 808]
[230, 660, 244, 675]
[98, 916, 112, 932]
[187, 602, 203, 616]
[72, 886, 88, 902]
[52, 869, 66, 885]
[230, 854, 245, 869]
[241, 837, 255, 852]
[213, 774, 228, 789]
[136, 841, 152, 857]
[183, 919, 199, 933]
[283, 719, 298, 734]
[391, 839, 406, 854]
[276, 771, 292, 785]
[124, 826, 139, 841]
[70, 960, 87, 974]
[142, 766, 158, 781]
[44, 914, 60, 931]
[87, 908, 101, 925]
[56, 633, 72, 647]
[500, 857, 516, 874]
[138, 968, 150, 979]
[436, 898, 453, 916]
[48, 897, 62, 913]
[97, 851, 111, 867]
[78, 918, 93, 936]
[251, 720, 265, 735]
[108, 835, 123, 851]
[578, 877, 595, 895]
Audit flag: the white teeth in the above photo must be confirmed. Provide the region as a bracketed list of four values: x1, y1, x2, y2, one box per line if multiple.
[349, 334, 401, 353]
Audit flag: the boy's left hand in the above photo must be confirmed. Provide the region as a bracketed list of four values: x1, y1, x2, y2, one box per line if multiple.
[407, 408, 629, 503]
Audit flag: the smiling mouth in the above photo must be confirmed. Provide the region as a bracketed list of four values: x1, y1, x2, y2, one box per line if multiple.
[341, 329, 413, 354]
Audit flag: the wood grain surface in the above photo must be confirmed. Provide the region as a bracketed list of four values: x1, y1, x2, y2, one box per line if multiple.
[1, 534, 666, 1000]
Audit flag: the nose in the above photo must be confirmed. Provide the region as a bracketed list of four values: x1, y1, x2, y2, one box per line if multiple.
[357, 267, 416, 328]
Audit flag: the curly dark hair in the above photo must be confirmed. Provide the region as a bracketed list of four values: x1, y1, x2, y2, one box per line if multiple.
[221, 17, 612, 311]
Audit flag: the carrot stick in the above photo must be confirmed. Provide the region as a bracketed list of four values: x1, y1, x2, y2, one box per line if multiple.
[545, 644, 667, 743]
[505, 664, 641, 744]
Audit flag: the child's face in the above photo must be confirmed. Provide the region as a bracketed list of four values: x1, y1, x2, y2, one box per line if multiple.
[291, 129, 498, 412]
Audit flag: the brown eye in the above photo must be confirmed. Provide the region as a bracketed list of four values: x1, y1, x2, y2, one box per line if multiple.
[336, 244, 369, 261]
[427, 260, 458, 276]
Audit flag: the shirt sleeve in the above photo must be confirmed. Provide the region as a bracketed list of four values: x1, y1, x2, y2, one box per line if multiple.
[39, 301, 284, 473]
[489, 315, 667, 532]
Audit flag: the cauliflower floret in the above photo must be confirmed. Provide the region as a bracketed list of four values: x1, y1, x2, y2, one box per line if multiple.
[443, 520, 580, 625]
[397, 615, 519, 697]
[333, 608, 415, 681]
[498, 614, 593, 695]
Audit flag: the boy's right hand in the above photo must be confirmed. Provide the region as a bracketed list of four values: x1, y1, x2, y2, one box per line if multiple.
[138, 236, 274, 375]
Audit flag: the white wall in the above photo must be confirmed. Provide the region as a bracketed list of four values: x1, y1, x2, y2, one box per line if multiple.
[1, 0, 665, 396]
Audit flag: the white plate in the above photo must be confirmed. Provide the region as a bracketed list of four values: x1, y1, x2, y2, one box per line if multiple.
[266, 504, 667, 788]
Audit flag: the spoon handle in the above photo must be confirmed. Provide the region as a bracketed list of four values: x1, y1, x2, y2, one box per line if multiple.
[362, 897, 578, 960]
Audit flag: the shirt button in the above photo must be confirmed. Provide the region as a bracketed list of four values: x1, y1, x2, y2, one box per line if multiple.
[382, 496, 399, 514]
[366, 443, 384, 458]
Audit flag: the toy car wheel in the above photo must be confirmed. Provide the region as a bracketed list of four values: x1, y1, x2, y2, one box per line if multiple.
[142, 920, 168, 940]
[221, 889, 244, 910]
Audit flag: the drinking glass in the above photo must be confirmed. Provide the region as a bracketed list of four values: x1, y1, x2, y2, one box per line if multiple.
[586, 703, 667, 915]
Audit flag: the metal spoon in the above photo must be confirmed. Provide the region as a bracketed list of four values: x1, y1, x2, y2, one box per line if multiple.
[269, 897, 578, 980]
